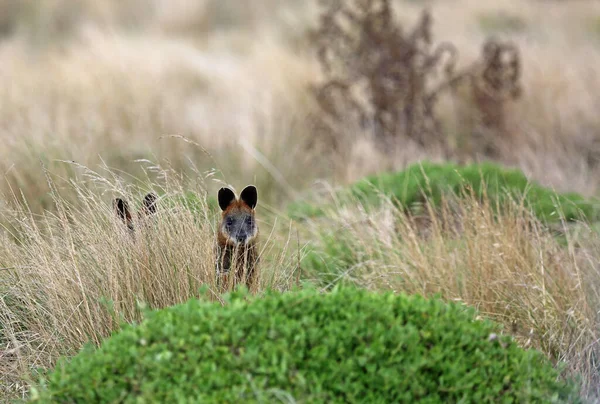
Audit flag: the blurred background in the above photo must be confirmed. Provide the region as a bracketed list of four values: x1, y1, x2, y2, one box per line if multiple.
[1, 0, 600, 212]
[3, 1, 600, 401]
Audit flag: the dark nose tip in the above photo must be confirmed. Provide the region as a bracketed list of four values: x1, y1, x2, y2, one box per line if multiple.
[235, 232, 247, 242]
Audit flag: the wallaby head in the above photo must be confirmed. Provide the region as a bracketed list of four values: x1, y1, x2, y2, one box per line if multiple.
[217, 185, 258, 246]
[141, 193, 158, 215]
[114, 192, 158, 232]
[216, 185, 260, 293]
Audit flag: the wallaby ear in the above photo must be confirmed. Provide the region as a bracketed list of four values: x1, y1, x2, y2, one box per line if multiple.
[114, 198, 133, 230]
[142, 193, 158, 215]
[114, 198, 130, 221]
[240, 185, 258, 209]
[218, 187, 236, 211]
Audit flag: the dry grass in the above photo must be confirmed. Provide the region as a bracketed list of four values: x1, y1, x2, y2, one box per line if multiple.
[0, 0, 599, 209]
[0, 30, 321, 213]
[0, 168, 299, 400]
[300, 193, 600, 398]
[1, 0, 600, 401]
[0, 0, 599, 203]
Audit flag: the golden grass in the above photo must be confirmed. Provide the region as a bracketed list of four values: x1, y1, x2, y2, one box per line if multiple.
[1, 0, 600, 401]
[300, 193, 600, 398]
[0, 0, 599, 211]
[0, 170, 300, 400]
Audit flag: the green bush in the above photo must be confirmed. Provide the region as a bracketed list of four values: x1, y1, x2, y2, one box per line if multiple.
[33, 288, 579, 403]
[288, 161, 598, 223]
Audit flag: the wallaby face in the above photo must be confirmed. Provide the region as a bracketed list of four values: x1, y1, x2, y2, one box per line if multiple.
[216, 185, 259, 292]
[114, 193, 157, 233]
[218, 186, 258, 246]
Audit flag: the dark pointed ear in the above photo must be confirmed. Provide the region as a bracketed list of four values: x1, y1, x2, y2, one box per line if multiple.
[142, 193, 157, 215]
[114, 198, 130, 221]
[114, 198, 133, 230]
[240, 185, 257, 209]
[218, 187, 236, 211]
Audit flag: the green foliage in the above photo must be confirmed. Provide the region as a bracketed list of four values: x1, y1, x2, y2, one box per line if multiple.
[288, 161, 598, 223]
[300, 231, 369, 287]
[33, 288, 579, 403]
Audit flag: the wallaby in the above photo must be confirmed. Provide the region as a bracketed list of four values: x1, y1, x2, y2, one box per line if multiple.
[215, 185, 259, 292]
[114, 193, 158, 233]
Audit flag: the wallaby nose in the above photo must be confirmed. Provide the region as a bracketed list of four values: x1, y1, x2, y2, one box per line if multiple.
[233, 228, 247, 242]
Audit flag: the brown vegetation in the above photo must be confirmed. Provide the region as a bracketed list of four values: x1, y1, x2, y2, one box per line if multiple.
[312, 0, 522, 159]
[1, 0, 600, 401]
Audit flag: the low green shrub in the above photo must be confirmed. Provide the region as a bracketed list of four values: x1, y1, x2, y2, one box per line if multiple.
[288, 161, 598, 223]
[32, 288, 579, 403]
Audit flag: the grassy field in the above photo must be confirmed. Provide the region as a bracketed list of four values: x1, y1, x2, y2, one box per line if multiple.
[1, 0, 600, 401]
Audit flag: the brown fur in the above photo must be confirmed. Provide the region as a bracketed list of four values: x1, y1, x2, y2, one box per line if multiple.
[215, 185, 259, 293]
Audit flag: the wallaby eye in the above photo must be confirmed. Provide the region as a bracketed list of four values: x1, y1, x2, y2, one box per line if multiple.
[245, 217, 253, 226]
[226, 218, 234, 227]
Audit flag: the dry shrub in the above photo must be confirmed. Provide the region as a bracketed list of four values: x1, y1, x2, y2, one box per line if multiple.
[0, 168, 298, 400]
[453, 39, 522, 157]
[312, 0, 523, 159]
[313, 1, 457, 151]
[301, 194, 600, 399]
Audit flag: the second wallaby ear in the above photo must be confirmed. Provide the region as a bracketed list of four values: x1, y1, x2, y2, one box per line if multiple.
[240, 185, 258, 209]
[114, 198, 134, 231]
[142, 193, 158, 215]
[114, 198, 131, 222]
[218, 187, 236, 211]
